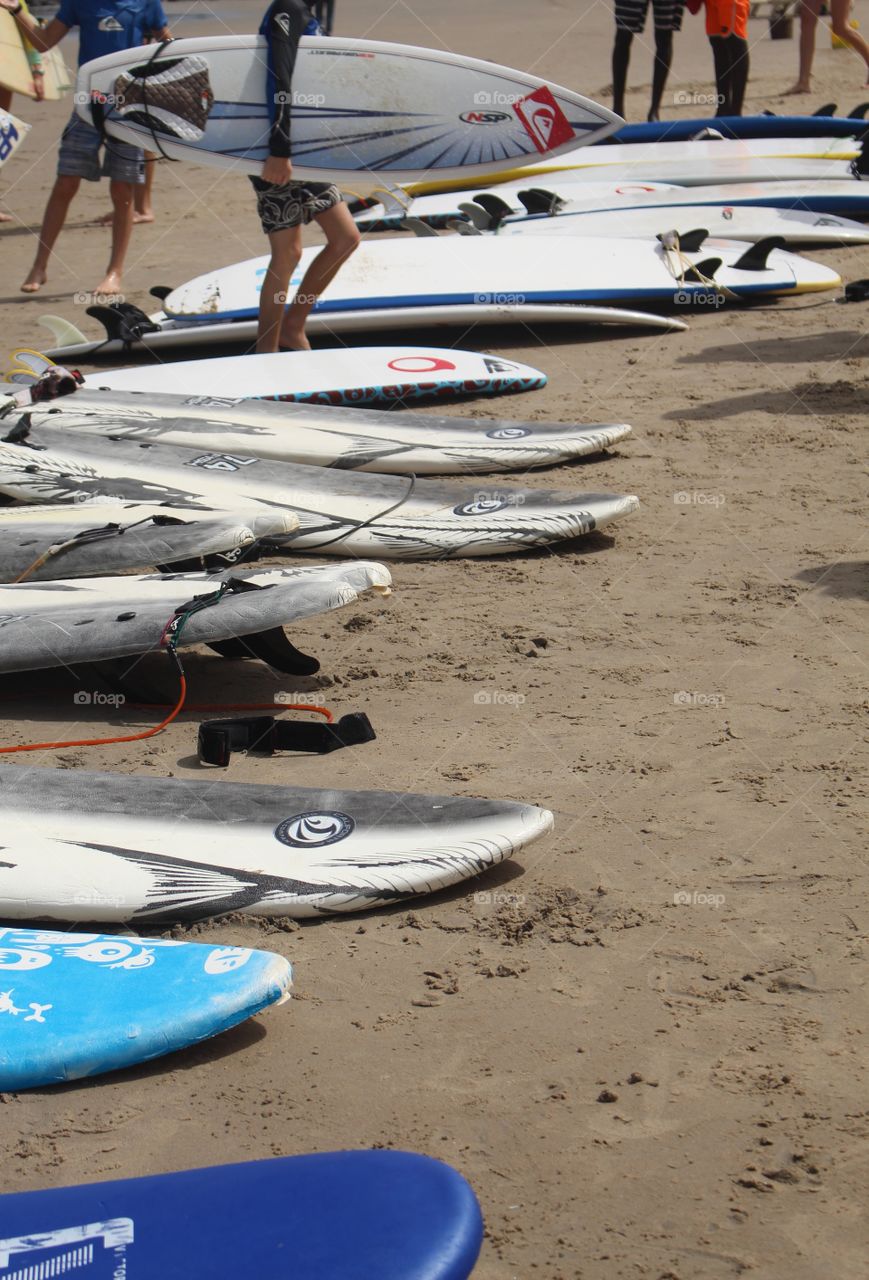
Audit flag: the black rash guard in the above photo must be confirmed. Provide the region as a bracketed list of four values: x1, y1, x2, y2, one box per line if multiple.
[260, 0, 317, 158]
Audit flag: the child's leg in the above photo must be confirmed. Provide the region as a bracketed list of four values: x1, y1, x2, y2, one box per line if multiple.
[709, 34, 732, 114]
[649, 28, 674, 121]
[727, 35, 750, 115]
[829, 0, 869, 75]
[612, 28, 634, 119]
[22, 175, 81, 292]
[788, 0, 822, 92]
[258, 225, 303, 353]
[134, 153, 157, 222]
[95, 180, 135, 295]
[280, 202, 360, 350]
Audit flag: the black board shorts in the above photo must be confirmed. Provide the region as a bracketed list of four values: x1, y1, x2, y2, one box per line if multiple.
[249, 177, 342, 233]
[615, 0, 684, 31]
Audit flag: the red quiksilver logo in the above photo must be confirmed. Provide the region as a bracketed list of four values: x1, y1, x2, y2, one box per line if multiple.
[512, 86, 575, 154]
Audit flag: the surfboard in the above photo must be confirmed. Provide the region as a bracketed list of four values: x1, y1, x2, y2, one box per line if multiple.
[0, 429, 640, 559]
[161, 235, 841, 323]
[406, 150, 861, 195]
[0, 7, 70, 100]
[0, 1151, 483, 1278]
[35, 300, 687, 361]
[610, 114, 868, 143]
[72, 347, 546, 405]
[0, 561, 391, 671]
[354, 177, 869, 228]
[0, 106, 29, 168]
[0, 763, 554, 920]
[484, 203, 869, 246]
[0, 503, 298, 582]
[6, 387, 634, 476]
[0, 926, 291, 1090]
[74, 34, 620, 186]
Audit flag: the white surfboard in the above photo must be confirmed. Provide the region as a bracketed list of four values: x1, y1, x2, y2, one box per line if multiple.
[0, 502, 297, 582]
[406, 136, 862, 193]
[0, 429, 640, 560]
[6, 388, 634, 476]
[0, 764, 554, 920]
[162, 235, 841, 323]
[483, 203, 869, 246]
[75, 35, 620, 186]
[0, 107, 29, 168]
[0, 561, 391, 672]
[76, 347, 547, 405]
[36, 301, 687, 362]
[359, 177, 869, 228]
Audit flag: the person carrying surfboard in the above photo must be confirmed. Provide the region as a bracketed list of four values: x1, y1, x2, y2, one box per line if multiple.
[0, 0, 171, 294]
[251, 0, 359, 352]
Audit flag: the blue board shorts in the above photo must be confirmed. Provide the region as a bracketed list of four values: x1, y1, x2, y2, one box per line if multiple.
[57, 113, 145, 184]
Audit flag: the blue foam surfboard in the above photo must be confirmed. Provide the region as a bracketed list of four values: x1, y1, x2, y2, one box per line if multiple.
[609, 114, 868, 143]
[0, 1152, 484, 1279]
[0, 928, 292, 1091]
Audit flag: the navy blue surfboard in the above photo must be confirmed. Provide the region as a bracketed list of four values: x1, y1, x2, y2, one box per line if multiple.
[0, 1152, 484, 1279]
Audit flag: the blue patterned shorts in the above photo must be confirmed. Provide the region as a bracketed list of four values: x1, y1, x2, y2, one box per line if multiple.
[57, 113, 144, 184]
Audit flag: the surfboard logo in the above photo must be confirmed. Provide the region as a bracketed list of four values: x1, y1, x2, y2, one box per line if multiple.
[460, 110, 511, 125]
[486, 427, 530, 439]
[512, 86, 575, 154]
[387, 356, 456, 373]
[275, 811, 356, 848]
[453, 498, 509, 516]
[98, 15, 124, 30]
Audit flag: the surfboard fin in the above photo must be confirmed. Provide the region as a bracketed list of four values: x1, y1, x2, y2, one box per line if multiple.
[852, 138, 869, 178]
[458, 201, 493, 230]
[517, 188, 565, 216]
[449, 219, 482, 235]
[198, 710, 376, 767]
[684, 258, 722, 282]
[812, 102, 836, 116]
[86, 302, 160, 343]
[401, 216, 439, 237]
[38, 314, 89, 348]
[207, 628, 320, 676]
[733, 236, 785, 271]
[658, 228, 708, 252]
[150, 285, 174, 301]
[471, 193, 514, 228]
[848, 102, 869, 120]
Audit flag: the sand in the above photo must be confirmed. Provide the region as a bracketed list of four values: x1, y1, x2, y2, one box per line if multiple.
[1, 1, 868, 1276]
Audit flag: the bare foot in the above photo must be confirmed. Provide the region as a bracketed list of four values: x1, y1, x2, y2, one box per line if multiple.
[784, 82, 811, 94]
[0, 211, 12, 224]
[279, 335, 312, 351]
[96, 209, 155, 225]
[93, 271, 122, 296]
[21, 267, 47, 293]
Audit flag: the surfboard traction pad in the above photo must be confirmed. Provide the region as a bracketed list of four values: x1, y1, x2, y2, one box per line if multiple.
[112, 54, 215, 142]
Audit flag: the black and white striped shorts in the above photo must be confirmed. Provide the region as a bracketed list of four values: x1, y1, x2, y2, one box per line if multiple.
[614, 0, 684, 32]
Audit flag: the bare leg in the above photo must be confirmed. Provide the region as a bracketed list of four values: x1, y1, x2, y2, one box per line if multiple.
[829, 0, 869, 76]
[94, 179, 134, 295]
[21, 174, 81, 292]
[279, 202, 360, 349]
[612, 28, 633, 120]
[0, 88, 11, 223]
[97, 154, 156, 225]
[256, 224, 303, 353]
[786, 0, 821, 93]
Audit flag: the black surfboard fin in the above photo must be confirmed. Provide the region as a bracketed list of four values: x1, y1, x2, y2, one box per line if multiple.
[207, 629, 320, 676]
[658, 228, 708, 252]
[848, 102, 869, 120]
[842, 278, 869, 302]
[458, 201, 495, 231]
[198, 710, 376, 767]
[86, 302, 160, 344]
[517, 188, 565, 216]
[401, 216, 439, 237]
[684, 257, 722, 282]
[733, 236, 786, 271]
[150, 285, 174, 301]
[471, 192, 515, 227]
[812, 102, 836, 116]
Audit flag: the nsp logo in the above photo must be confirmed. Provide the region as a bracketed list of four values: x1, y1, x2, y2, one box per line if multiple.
[460, 110, 511, 125]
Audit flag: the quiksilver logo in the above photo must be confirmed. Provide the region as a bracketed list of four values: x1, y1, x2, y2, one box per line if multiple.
[97, 16, 123, 30]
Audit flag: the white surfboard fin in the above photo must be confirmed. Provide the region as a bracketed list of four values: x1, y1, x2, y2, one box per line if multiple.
[691, 127, 725, 141]
[39, 314, 89, 348]
[369, 186, 410, 220]
[458, 201, 494, 231]
[448, 219, 481, 236]
[401, 216, 439, 237]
